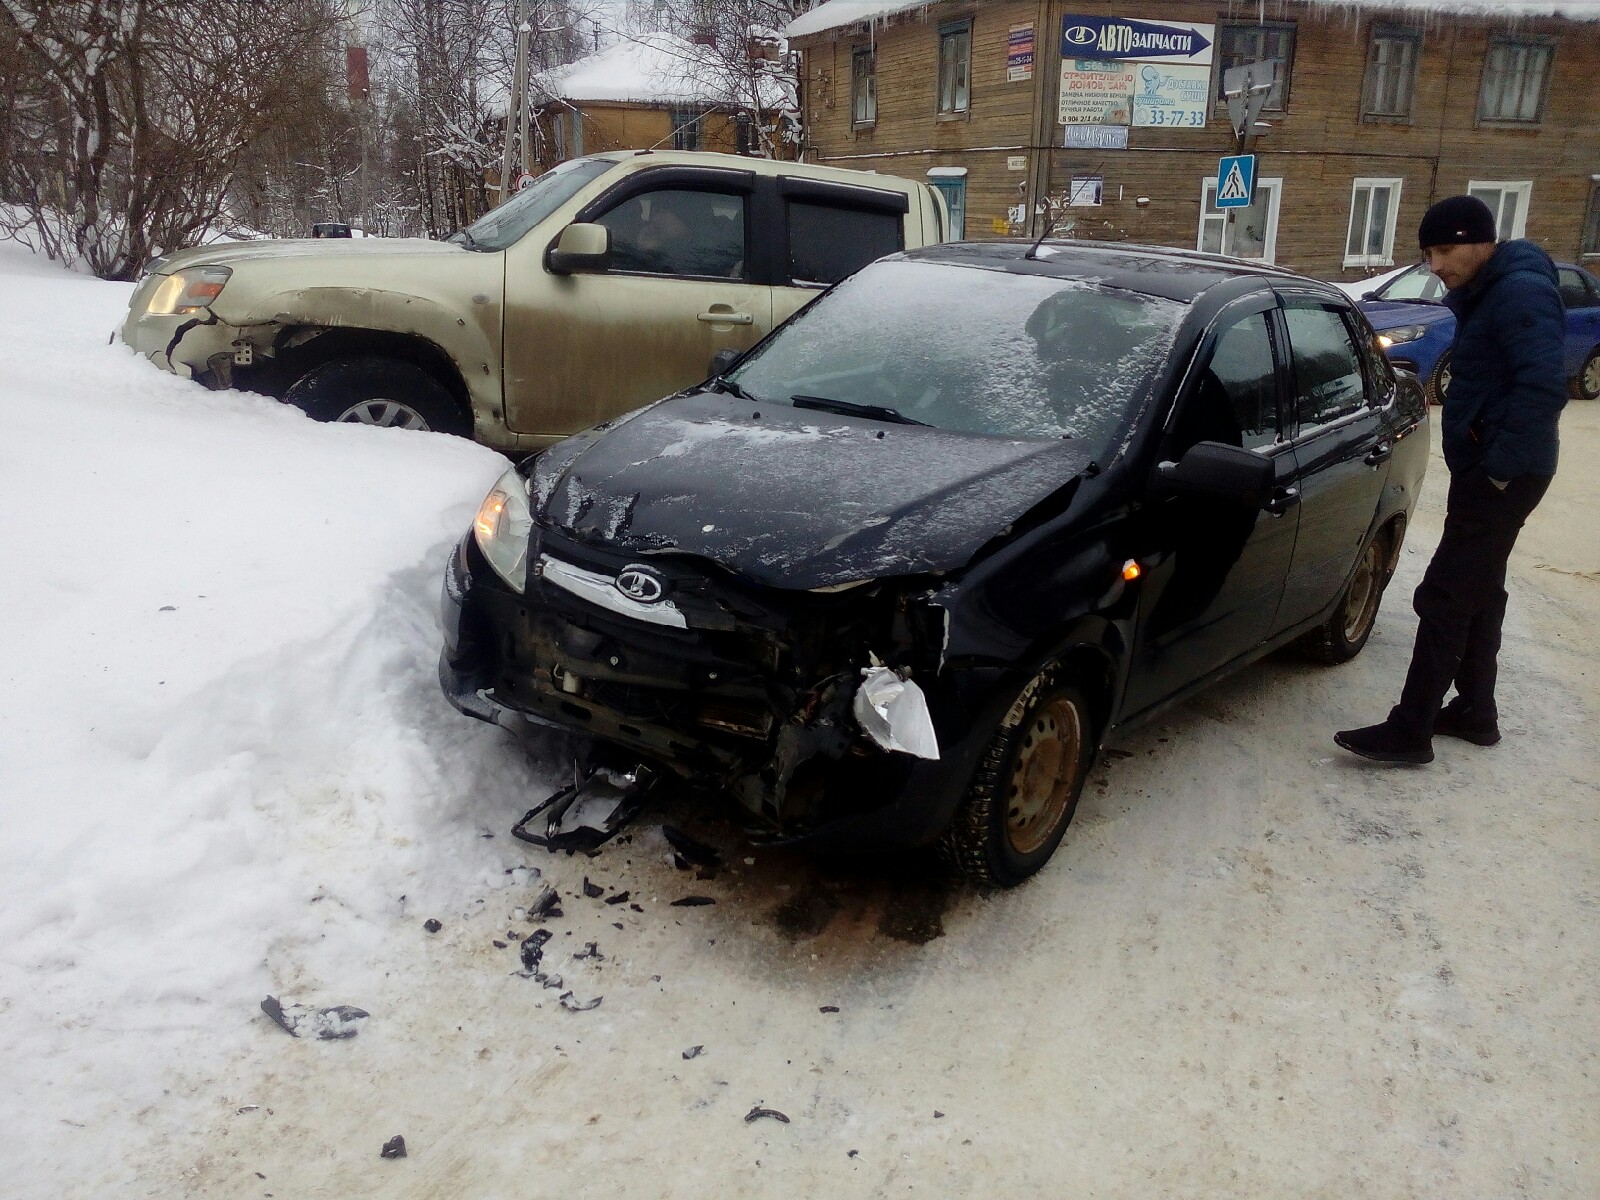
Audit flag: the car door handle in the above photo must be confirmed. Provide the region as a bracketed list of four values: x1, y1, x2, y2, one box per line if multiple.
[1364, 442, 1392, 466]
[1264, 486, 1301, 516]
[697, 309, 753, 325]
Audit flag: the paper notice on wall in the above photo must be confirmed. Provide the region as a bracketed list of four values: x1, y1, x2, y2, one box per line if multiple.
[1007, 23, 1035, 82]
[1130, 62, 1211, 129]
[1059, 60, 1135, 125]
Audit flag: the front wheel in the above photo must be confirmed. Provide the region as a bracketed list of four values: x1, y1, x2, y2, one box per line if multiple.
[1573, 347, 1600, 401]
[940, 679, 1094, 888]
[284, 356, 470, 435]
[1425, 350, 1452, 407]
[1297, 528, 1392, 665]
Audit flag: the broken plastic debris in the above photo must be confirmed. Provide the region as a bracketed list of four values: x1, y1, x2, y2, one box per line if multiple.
[671, 895, 715, 907]
[422, 918, 442, 933]
[573, 941, 604, 960]
[260, 996, 370, 1040]
[852, 665, 940, 759]
[512, 764, 654, 851]
[237, 1105, 259, 1115]
[519, 929, 553, 974]
[819, 1005, 839, 1013]
[661, 825, 722, 870]
[683, 1045, 704, 1060]
[559, 991, 603, 1012]
[743, 1106, 790, 1124]
[529, 886, 562, 918]
[604, 891, 630, 905]
[582, 877, 604, 898]
[380, 1135, 407, 1159]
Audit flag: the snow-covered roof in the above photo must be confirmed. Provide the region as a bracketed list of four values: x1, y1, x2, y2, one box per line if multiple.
[539, 31, 788, 109]
[786, 0, 1600, 38]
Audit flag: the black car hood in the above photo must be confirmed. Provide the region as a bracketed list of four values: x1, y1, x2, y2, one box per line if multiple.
[535, 390, 1092, 590]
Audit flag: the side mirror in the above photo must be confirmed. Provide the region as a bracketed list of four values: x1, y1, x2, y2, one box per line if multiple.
[1360, 290, 1378, 300]
[546, 222, 610, 275]
[707, 347, 743, 377]
[1155, 441, 1274, 508]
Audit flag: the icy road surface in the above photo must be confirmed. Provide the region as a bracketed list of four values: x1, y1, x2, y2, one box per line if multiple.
[1, 240, 1596, 1199]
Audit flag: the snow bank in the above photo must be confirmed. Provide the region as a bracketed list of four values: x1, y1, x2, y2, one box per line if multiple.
[0, 238, 559, 1190]
[541, 30, 788, 108]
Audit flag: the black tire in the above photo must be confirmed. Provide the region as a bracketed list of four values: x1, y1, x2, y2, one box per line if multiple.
[1573, 346, 1600, 401]
[940, 678, 1094, 888]
[1297, 527, 1392, 665]
[1425, 350, 1451, 407]
[284, 356, 469, 435]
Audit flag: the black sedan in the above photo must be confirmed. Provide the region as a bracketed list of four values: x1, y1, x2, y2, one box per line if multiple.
[441, 241, 1428, 886]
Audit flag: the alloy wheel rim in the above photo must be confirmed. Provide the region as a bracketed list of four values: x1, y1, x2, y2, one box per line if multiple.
[336, 399, 430, 430]
[1583, 355, 1600, 399]
[1005, 697, 1082, 856]
[1343, 541, 1382, 643]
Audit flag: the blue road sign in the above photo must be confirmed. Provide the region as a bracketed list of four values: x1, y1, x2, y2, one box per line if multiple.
[1216, 155, 1256, 209]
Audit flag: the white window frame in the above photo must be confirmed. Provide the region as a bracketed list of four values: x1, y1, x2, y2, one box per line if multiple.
[851, 45, 876, 126]
[1468, 180, 1532, 240]
[937, 19, 972, 116]
[1197, 176, 1283, 263]
[1344, 177, 1404, 268]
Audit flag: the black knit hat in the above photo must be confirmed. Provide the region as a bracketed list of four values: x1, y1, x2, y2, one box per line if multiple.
[1418, 195, 1497, 249]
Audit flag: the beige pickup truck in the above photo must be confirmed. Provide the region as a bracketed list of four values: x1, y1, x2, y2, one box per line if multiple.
[121, 151, 949, 453]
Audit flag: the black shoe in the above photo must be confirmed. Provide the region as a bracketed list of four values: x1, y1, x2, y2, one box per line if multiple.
[1433, 703, 1501, 747]
[1334, 721, 1434, 764]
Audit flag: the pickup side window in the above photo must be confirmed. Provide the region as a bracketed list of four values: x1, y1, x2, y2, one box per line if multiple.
[1283, 300, 1367, 429]
[785, 201, 903, 286]
[596, 188, 747, 280]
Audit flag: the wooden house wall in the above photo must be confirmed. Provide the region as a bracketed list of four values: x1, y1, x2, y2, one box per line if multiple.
[795, 1, 1600, 278]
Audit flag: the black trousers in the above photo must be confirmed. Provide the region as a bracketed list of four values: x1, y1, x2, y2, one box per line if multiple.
[1390, 465, 1552, 737]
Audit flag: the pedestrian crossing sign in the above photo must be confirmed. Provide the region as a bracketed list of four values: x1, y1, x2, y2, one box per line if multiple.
[1216, 155, 1256, 209]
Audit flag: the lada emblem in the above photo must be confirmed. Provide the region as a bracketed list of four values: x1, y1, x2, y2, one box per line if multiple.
[1064, 24, 1096, 46]
[615, 565, 667, 604]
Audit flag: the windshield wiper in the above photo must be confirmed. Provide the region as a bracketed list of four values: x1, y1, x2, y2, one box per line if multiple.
[707, 377, 756, 401]
[790, 394, 929, 426]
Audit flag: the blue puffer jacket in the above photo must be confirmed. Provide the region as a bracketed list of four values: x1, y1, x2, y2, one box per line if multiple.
[1440, 239, 1567, 479]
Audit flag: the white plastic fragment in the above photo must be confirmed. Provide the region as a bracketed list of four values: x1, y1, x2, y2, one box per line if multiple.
[852, 665, 940, 760]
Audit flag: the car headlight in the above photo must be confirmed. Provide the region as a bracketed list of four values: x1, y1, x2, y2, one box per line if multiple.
[473, 466, 535, 592]
[144, 265, 232, 315]
[1376, 324, 1429, 348]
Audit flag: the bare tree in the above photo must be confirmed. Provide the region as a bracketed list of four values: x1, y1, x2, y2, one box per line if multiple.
[0, 0, 347, 279]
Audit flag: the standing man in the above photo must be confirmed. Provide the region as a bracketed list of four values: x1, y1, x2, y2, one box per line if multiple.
[1335, 195, 1567, 764]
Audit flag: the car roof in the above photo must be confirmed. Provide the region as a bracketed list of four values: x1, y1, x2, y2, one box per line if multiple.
[897, 239, 1332, 304]
[585, 149, 929, 194]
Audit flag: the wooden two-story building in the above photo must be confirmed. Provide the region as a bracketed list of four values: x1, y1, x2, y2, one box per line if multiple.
[786, 0, 1600, 280]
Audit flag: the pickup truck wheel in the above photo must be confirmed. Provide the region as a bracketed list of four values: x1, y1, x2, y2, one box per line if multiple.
[285, 357, 469, 436]
[1297, 528, 1391, 665]
[940, 679, 1092, 888]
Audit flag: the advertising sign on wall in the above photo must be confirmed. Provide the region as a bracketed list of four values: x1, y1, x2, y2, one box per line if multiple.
[1129, 62, 1211, 128]
[1007, 23, 1036, 82]
[1059, 59, 1135, 125]
[1059, 15, 1214, 64]
[1063, 124, 1130, 150]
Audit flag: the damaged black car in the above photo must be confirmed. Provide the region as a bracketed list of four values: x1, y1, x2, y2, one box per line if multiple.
[440, 241, 1427, 886]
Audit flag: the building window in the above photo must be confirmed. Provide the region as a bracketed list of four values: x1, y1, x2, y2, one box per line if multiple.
[927, 169, 966, 238]
[1477, 38, 1554, 124]
[1198, 176, 1282, 262]
[1468, 180, 1532, 240]
[937, 20, 972, 116]
[851, 46, 877, 125]
[668, 107, 700, 151]
[1362, 25, 1421, 120]
[1583, 183, 1600, 258]
[1216, 22, 1295, 112]
[1345, 178, 1403, 268]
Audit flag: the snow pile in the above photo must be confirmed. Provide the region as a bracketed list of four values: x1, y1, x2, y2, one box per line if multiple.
[540, 30, 788, 107]
[0, 239, 557, 1188]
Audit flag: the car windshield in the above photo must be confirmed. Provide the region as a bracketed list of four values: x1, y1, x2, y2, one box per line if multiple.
[451, 156, 616, 252]
[1374, 262, 1446, 302]
[725, 260, 1187, 456]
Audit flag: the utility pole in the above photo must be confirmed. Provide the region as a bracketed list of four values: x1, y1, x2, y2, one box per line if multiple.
[499, 0, 531, 203]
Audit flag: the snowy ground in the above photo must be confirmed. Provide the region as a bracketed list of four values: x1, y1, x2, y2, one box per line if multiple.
[2, 241, 1596, 1199]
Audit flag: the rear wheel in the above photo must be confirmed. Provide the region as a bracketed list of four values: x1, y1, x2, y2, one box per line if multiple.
[1425, 351, 1452, 407]
[1574, 347, 1600, 401]
[1298, 528, 1392, 665]
[940, 679, 1094, 888]
[284, 356, 469, 435]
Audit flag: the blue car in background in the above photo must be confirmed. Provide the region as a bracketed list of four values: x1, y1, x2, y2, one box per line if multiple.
[1358, 260, 1600, 405]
